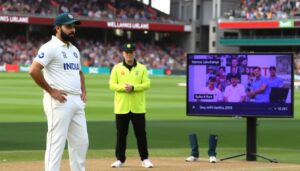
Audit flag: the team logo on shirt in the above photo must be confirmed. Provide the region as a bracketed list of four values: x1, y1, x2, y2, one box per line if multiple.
[135, 71, 139, 76]
[38, 52, 44, 58]
[73, 52, 78, 58]
[121, 70, 125, 76]
[61, 51, 67, 58]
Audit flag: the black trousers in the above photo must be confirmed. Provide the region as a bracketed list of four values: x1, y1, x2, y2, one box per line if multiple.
[115, 112, 148, 162]
[208, 134, 218, 156]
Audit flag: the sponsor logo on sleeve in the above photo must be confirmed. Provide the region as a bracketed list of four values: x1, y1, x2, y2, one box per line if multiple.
[38, 52, 44, 58]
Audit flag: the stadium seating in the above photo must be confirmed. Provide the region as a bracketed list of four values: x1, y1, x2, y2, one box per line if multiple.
[0, 1, 185, 69]
[0, 0, 178, 23]
[79, 40, 186, 69]
[0, 36, 186, 70]
[223, 0, 300, 20]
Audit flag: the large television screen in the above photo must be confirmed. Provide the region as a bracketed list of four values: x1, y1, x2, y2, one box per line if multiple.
[187, 53, 294, 118]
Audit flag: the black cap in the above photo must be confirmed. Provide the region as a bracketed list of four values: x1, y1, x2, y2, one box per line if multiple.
[269, 66, 276, 70]
[53, 13, 81, 26]
[122, 43, 136, 52]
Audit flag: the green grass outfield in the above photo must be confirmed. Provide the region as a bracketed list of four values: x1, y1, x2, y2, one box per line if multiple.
[0, 73, 300, 164]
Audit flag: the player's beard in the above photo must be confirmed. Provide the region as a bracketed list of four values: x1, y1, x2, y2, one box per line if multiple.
[60, 29, 79, 48]
[61, 29, 76, 43]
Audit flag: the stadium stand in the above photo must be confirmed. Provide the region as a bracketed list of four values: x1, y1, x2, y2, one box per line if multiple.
[0, 35, 186, 69]
[0, 0, 178, 23]
[0, 0, 186, 70]
[223, 0, 300, 20]
[57, 0, 114, 19]
[0, 34, 44, 66]
[0, 0, 54, 15]
[78, 39, 186, 69]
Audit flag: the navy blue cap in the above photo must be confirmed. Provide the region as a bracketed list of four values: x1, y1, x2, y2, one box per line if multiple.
[53, 13, 81, 26]
[122, 43, 136, 52]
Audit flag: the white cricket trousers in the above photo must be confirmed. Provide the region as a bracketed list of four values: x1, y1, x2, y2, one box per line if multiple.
[43, 93, 89, 171]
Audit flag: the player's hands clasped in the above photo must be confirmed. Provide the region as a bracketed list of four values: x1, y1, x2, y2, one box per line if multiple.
[125, 84, 133, 93]
[50, 88, 67, 103]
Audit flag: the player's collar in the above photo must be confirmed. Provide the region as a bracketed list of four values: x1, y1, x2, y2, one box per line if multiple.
[123, 59, 137, 67]
[51, 36, 71, 47]
[123, 59, 137, 71]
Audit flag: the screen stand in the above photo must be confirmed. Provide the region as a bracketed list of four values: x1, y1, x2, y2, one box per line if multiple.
[220, 117, 277, 163]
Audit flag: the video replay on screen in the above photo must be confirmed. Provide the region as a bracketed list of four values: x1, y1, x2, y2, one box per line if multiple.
[187, 53, 294, 118]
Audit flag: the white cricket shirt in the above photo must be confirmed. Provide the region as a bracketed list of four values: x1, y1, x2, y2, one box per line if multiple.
[224, 84, 246, 102]
[34, 36, 81, 95]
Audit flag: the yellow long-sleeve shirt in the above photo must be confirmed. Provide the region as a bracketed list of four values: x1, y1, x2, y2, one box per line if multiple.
[109, 61, 150, 114]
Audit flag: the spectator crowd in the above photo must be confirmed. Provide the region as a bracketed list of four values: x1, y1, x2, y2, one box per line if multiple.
[0, 34, 43, 66]
[0, 35, 186, 70]
[79, 40, 186, 69]
[0, 0, 178, 23]
[0, 0, 53, 15]
[224, 0, 300, 20]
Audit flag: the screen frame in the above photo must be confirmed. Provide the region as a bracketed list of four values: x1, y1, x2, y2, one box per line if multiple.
[186, 52, 294, 118]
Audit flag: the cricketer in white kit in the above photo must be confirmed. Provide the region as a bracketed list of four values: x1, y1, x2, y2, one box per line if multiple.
[29, 13, 89, 171]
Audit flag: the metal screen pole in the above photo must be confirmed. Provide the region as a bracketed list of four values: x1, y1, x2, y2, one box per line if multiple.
[246, 117, 257, 161]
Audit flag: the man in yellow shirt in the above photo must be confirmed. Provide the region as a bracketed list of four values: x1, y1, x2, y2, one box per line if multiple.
[109, 43, 153, 168]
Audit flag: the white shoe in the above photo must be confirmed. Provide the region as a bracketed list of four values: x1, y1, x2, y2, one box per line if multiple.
[111, 160, 123, 168]
[209, 156, 217, 163]
[185, 156, 198, 162]
[142, 159, 154, 168]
